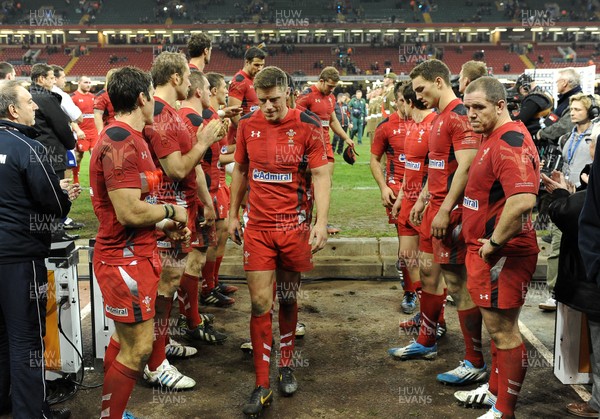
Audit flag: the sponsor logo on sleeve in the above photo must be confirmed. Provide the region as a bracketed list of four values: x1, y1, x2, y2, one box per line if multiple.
[429, 159, 445, 169]
[405, 160, 421, 171]
[106, 305, 129, 316]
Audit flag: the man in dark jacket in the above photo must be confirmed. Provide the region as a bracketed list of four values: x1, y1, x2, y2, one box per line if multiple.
[513, 73, 554, 139]
[29, 63, 76, 180]
[536, 67, 582, 145]
[0, 80, 76, 419]
[332, 93, 349, 155]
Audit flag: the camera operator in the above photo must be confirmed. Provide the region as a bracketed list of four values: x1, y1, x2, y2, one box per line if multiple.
[513, 73, 553, 139]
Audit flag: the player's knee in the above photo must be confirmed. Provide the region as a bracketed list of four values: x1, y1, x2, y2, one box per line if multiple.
[488, 329, 522, 349]
[251, 300, 271, 316]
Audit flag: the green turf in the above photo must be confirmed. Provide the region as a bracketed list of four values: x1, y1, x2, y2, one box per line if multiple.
[70, 140, 397, 240]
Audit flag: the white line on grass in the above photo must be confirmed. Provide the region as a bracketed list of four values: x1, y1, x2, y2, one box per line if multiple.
[519, 320, 591, 402]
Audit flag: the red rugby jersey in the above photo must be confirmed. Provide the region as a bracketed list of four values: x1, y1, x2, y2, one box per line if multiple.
[295, 85, 336, 142]
[427, 98, 479, 207]
[462, 121, 540, 256]
[229, 70, 259, 115]
[72, 90, 98, 144]
[403, 112, 436, 202]
[147, 97, 197, 207]
[234, 108, 327, 231]
[90, 121, 158, 262]
[94, 89, 115, 127]
[371, 112, 407, 191]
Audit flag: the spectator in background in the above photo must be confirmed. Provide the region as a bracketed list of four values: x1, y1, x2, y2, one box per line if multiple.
[537, 67, 582, 145]
[332, 92, 349, 155]
[543, 121, 600, 419]
[29, 63, 78, 241]
[513, 73, 554, 139]
[0, 62, 15, 80]
[540, 93, 598, 311]
[348, 89, 366, 145]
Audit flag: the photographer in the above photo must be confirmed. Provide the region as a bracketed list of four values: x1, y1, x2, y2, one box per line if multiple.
[513, 73, 554, 139]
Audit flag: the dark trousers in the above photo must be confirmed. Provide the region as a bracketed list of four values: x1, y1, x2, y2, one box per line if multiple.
[331, 125, 348, 154]
[0, 259, 52, 419]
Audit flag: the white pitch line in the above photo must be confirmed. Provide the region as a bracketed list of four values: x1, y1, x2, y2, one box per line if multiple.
[519, 320, 591, 402]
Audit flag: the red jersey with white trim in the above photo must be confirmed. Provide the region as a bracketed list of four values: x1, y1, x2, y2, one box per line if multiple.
[90, 121, 158, 263]
[296, 85, 335, 142]
[462, 121, 540, 257]
[71, 90, 98, 143]
[229, 70, 259, 115]
[371, 112, 407, 191]
[235, 108, 327, 231]
[94, 89, 115, 127]
[427, 98, 479, 207]
[189, 63, 200, 72]
[403, 112, 436, 202]
[147, 97, 197, 207]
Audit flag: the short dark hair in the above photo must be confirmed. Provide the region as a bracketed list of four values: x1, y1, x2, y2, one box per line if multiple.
[187, 33, 212, 58]
[0, 62, 15, 80]
[186, 71, 207, 100]
[151, 52, 188, 87]
[244, 46, 267, 62]
[31, 63, 53, 84]
[51, 65, 64, 78]
[401, 82, 427, 110]
[108, 66, 153, 114]
[205, 72, 225, 90]
[253, 66, 287, 91]
[410, 59, 451, 86]
[464, 76, 507, 103]
[319, 66, 340, 83]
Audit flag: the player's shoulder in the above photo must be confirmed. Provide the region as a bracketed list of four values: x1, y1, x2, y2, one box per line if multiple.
[298, 109, 322, 129]
[448, 100, 468, 117]
[184, 110, 204, 127]
[105, 124, 134, 142]
[233, 72, 246, 83]
[300, 87, 312, 96]
[376, 117, 390, 129]
[498, 126, 526, 148]
[153, 99, 166, 117]
[202, 108, 216, 120]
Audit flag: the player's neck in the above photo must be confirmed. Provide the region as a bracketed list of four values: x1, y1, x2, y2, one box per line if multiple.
[210, 98, 220, 111]
[116, 111, 145, 132]
[189, 58, 205, 72]
[436, 89, 457, 112]
[154, 85, 178, 108]
[181, 98, 203, 113]
[412, 109, 433, 123]
[77, 88, 86, 95]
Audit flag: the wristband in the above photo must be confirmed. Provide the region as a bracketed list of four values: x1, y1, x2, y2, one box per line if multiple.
[489, 237, 502, 248]
[217, 109, 226, 118]
[156, 219, 168, 230]
[221, 145, 228, 154]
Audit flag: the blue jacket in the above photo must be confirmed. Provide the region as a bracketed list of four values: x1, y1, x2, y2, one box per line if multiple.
[0, 120, 71, 262]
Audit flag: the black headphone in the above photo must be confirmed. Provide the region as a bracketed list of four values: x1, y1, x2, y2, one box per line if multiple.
[588, 95, 600, 120]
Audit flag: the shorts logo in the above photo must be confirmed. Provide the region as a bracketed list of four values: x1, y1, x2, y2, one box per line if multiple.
[463, 196, 479, 211]
[250, 105, 259, 112]
[243, 251, 250, 264]
[251, 131, 261, 138]
[106, 305, 128, 317]
[399, 153, 406, 163]
[480, 294, 489, 300]
[393, 129, 403, 135]
[429, 159, 445, 169]
[405, 160, 421, 170]
[252, 169, 292, 183]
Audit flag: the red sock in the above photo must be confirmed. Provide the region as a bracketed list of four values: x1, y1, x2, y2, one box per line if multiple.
[147, 295, 171, 371]
[214, 256, 224, 285]
[201, 261, 216, 295]
[103, 337, 120, 373]
[101, 360, 140, 419]
[72, 165, 80, 185]
[495, 343, 527, 417]
[250, 312, 272, 388]
[438, 288, 447, 325]
[401, 264, 416, 293]
[414, 281, 422, 300]
[177, 286, 188, 320]
[278, 301, 298, 367]
[489, 340, 498, 396]
[179, 273, 201, 328]
[457, 306, 484, 368]
[416, 291, 445, 347]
